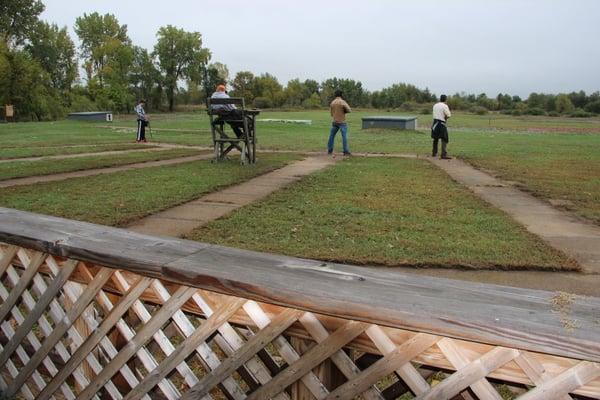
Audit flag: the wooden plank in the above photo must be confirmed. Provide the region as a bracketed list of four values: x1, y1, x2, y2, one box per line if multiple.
[365, 325, 431, 395]
[1, 208, 598, 362]
[5, 267, 112, 397]
[325, 333, 439, 400]
[191, 293, 288, 400]
[90, 282, 181, 400]
[3, 265, 84, 400]
[139, 278, 245, 399]
[35, 275, 153, 400]
[514, 352, 573, 400]
[243, 301, 329, 399]
[181, 308, 302, 400]
[299, 313, 384, 400]
[0, 258, 77, 370]
[246, 321, 369, 400]
[0, 272, 74, 400]
[517, 361, 600, 400]
[437, 337, 504, 400]
[415, 347, 520, 400]
[124, 297, 247, 400]
[52, 260, 153, 400]
[0, 321, 47, 399]
[0, 250, 46, 324]
[77, 286, 197, 400]
[24, 264, 118, 400]
[0, 244, 18, 277]
[109, 273, 213, 395]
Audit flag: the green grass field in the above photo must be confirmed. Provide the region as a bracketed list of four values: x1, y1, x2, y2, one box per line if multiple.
[110, 110, 600, 224]
[0, 110, 597, 271]
[0, 148, 202, 180]
[189, 157, 575, 271]
[0, 153, 298, 226]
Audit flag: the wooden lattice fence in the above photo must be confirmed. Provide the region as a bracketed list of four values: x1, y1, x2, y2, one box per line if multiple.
[0, 207, 599, 400]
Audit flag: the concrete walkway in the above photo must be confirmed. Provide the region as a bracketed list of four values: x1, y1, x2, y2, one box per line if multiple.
[428, 157, 600, 273]
[0, 154, 212, 188]
[403, 156, 600, 296]
[0, 146, 171, 164]
[127, 156, 336, 237]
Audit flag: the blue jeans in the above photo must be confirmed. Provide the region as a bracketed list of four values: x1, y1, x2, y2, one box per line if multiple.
[327, 122, 350, 154]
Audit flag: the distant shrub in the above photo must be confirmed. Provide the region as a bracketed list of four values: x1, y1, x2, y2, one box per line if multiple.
[525, 107, 546, 116]
[511, 110, 522, 116]
[471, 106, 488, 115]
[569, 109, 594, 118]
[547, 111, 561, 117]
[69, 94, 98, 112]
[420, 107, 430, 115]
[584, 100, 600, 114]
[499, 109, 512, 115]
[400, 101, 420, 111]
[253, 97, 273, 108]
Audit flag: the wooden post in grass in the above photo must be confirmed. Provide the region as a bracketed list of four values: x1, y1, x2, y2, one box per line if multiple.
[4, 105, 14, 122]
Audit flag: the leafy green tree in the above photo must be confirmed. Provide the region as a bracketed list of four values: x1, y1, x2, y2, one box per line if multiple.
[75, 12, 134, 111]
[154, 25, 210, 111]
[302, 92, 322, 109]
[130, 45, 162, 109]
[303, 79, 320, 96]
[555, 94, 575, 114]
[26, 21, 77, 98]
[1, 47, 64, 120]
[75, 12, 131, 86]
[370, 82, 433, 109]
[568, 90, 587, 109]
[284, 78, 306, 106]
[0, 0, 44, 47]
[231, 71, 255, 101]
[321, 78, 367, 107]
[584, 100, 600, 114]
[201, 62, 230, 102]
[252, 73, 284, 107]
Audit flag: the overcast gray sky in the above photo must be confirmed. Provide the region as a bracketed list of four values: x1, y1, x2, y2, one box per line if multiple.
[41, 0, 600, 97]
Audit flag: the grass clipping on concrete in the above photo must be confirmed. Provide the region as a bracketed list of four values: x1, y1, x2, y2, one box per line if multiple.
[0, 153, 299, 226]
[189, 157, 577, 271]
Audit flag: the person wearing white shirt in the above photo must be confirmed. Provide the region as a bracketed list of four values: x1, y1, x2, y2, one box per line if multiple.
[431, 94, 452, 159]
[134, 99, 149, 143]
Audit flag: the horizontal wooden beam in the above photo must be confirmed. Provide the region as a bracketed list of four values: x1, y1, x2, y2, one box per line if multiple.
[1, 207, 599, 362]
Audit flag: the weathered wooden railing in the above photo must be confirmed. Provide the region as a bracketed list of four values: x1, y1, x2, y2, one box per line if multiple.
[0, 207, 599, 400]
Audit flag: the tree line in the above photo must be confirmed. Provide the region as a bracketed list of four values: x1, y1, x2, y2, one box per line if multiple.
[2, 0, 599, 121]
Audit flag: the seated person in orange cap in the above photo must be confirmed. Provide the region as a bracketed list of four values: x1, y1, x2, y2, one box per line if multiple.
[210, 84, 247, 138]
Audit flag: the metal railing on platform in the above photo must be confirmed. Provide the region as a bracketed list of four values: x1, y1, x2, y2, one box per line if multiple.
[0, 207, 599, 399]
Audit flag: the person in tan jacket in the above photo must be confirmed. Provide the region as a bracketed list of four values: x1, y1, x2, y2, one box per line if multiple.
[328, 90, 352, 155]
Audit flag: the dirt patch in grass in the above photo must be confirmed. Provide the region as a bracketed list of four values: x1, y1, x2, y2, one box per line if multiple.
[189, 157, 576, 271]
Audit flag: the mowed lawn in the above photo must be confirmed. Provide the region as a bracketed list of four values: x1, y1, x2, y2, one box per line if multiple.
[2, 111, 599, 224]
[0, 153, 299, 226]
[0, 148, 201, 180]
[189, 157, 576, 271]
[131, 110, 600, 224]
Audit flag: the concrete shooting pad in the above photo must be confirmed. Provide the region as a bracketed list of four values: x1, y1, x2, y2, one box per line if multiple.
[362, 116, 418, 130]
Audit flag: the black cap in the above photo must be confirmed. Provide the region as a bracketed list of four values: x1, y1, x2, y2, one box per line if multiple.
[334, 89, 343, 98]
[440, 94, 447, 102]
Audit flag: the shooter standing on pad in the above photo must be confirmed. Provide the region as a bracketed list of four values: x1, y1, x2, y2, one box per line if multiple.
[328, 89, 352, 156]
[135, 99, 149, 143]
[431, 94, 452, 159]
